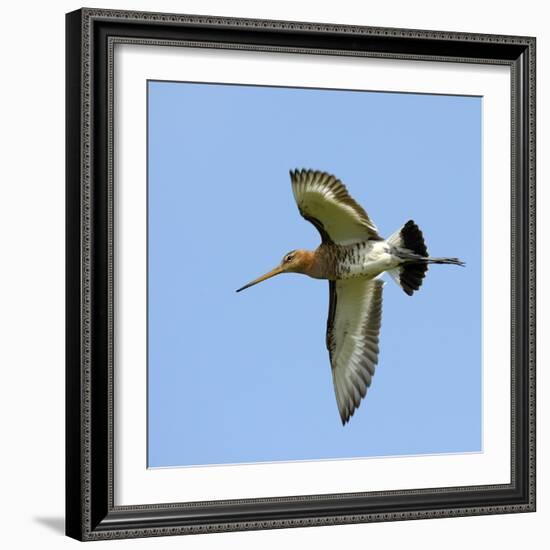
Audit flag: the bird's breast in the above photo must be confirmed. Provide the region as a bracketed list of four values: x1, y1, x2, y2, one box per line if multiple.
[330, 241, 399, 280]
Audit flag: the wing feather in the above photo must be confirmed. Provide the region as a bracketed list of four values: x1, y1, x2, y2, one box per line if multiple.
[326, 278, 384, 424]
[290, 169, 381, 244]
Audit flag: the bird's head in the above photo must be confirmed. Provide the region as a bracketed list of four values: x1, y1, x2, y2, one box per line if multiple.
[236, 249, 314, 292]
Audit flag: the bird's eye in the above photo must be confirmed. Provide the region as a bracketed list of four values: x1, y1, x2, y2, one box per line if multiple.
[285, 254, 294, 263]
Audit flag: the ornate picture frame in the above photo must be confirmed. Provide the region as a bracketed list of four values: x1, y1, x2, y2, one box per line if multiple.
[66, 8, 536, 541]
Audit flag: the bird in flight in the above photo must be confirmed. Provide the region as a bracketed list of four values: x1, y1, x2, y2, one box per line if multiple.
[237, 170, 464, 425]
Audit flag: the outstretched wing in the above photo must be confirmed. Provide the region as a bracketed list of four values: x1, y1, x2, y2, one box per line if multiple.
[326, 278, 384, 424]
[290, 169, 381, 244]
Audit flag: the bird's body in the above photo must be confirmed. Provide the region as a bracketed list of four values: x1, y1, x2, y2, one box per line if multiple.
[307, 241, 400, 280]
[237, 170, 464, 424]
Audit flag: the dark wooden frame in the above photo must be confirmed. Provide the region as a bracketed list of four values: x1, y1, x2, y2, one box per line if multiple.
[66, 7, 536, 541]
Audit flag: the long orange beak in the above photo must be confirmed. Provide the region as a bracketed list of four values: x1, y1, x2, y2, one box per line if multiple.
[236, 265, 284, 293]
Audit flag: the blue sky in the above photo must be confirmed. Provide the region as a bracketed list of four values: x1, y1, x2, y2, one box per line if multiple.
[147, 80, 482, 468]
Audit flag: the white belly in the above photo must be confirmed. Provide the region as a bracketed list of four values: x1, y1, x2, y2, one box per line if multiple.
[340, 241, 400, 279]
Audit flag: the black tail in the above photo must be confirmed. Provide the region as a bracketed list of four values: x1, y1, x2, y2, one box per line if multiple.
[400, 219, 428, 257]
[387, 220, 464, 296]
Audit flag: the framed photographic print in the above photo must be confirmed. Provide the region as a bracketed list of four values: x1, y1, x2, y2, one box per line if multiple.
[66, 8, 536, 541]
